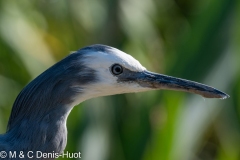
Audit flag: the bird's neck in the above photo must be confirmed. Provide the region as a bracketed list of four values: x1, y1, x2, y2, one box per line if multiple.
[3, 62, 81, 154]
[2, 52, 94, 155]
[4, 79, 75, 154]
[5, 104, 72, 154]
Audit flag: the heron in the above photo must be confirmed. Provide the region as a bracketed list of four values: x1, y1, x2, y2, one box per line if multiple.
[0, 44, 229, 159]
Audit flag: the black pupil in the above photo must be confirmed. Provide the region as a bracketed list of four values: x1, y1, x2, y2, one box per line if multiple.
[115, 66, 121, 73]
[112, 65, 122, 75]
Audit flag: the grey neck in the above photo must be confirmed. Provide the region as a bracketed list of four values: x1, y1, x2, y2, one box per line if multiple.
[0, 51, 97, 159]
[0, 61, 78, 157]
[2, 105, 72, 157]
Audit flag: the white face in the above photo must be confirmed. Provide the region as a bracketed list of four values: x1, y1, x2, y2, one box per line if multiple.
[75, 46, 148, 102]
[70, 45, 228, 106]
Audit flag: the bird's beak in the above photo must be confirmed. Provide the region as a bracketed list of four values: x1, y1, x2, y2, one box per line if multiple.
[136, 70, 229, 99]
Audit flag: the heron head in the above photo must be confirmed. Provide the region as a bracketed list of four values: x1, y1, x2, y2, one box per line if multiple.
[69, 44, 229, 104]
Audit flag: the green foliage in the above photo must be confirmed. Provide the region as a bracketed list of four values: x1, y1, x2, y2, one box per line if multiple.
[0, 0, 239, 160]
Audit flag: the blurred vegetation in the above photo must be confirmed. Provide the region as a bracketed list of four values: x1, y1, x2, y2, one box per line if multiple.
[0, 0, 239, 160]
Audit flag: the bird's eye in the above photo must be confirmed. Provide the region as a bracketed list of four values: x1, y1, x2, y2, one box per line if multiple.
[111, 64, 123, 75]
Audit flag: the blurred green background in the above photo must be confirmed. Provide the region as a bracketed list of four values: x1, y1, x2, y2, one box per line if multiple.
[0, 0, 239, 160]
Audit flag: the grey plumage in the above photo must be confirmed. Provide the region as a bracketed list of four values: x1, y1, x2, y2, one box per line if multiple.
[0, 44, 229, 160]
[0, 48, 97, 159]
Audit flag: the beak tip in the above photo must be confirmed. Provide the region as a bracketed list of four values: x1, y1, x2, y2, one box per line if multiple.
[220, 93, 230, 99]
[210, 91, 230, 99]
[201, 89, 229, 99]
[216, 89, 230, 99]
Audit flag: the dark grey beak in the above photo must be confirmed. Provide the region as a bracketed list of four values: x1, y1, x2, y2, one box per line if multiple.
[137, 71, 229, 99]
